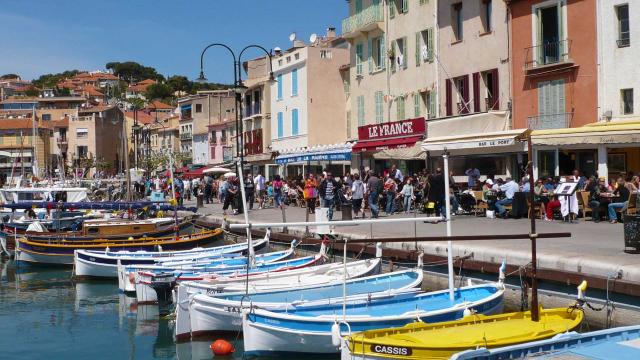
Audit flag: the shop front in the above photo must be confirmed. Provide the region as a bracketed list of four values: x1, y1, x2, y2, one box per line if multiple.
[422, 111, 528, 184]
[351, 118, 426, 176]
[531, 120, 640, 183]
[274, 143, 353, 179]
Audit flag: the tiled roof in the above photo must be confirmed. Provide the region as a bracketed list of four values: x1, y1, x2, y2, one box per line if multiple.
[83, 85, 104, 97]
[127, 79, 156, 93]
[147, 100, 173, 109]
[0, 119, 50, 130]
[78, 105, 115, 114]
[125, 110, 171, 125]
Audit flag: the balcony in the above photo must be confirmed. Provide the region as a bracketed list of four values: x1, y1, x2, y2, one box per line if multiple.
[180, 132, 192, 141]
[243, 128, 264, 156]
[57, 137, 68, 149]
[524, 39, 574, 75]
[242, 103, 262, 119]
[341, 4, 384, 39]
[527, 113, 572, 130]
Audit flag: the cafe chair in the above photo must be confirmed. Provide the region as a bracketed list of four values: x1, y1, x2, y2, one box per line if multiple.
[578, 191, 592, 221]
[626, 192, 637, 215]
[473, 191, 488, 216]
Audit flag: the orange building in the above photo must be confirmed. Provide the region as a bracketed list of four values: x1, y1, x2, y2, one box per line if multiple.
[509, 0, 599, 178]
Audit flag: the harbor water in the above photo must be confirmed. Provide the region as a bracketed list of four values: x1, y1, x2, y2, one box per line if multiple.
[0, 259, 237, 360]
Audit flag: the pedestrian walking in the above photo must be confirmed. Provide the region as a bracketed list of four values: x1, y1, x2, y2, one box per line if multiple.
[366, 171, 381, 218]
[244, 174, 255, 210]
[351, 173, 365, 218]
[319, 172, 340, 220]
[254, 173, 266, 209]
[302, 173, 318, 214]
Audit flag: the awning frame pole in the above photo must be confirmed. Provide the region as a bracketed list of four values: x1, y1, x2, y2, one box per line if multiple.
[443, 152, 455, 301]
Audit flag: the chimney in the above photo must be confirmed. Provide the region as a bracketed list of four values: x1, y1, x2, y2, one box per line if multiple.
[326, 27, 336, 38]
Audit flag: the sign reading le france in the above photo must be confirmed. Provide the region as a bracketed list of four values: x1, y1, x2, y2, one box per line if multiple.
[358, 117, 425, 141]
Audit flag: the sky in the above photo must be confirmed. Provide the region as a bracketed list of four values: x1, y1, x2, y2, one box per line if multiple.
[0, 0, 345, 83]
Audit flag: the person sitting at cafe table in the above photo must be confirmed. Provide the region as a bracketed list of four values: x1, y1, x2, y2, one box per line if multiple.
[534, 178, 550, 214]
[482, 179, 497, 211]
[586, 176, 606, 223]
[607, 177, 630, 224]
[495, 177, 519, 219]
[544, 177, 556, 192]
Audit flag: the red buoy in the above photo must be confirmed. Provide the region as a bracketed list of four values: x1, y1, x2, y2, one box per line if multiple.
[210, 339, 235, 356]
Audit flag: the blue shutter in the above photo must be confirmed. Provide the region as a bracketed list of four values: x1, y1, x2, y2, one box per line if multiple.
[291, 69, 298, 96]
[277, 112, 283, 138]
[277, 74, 283, 99]
[292, 109, 299, 135]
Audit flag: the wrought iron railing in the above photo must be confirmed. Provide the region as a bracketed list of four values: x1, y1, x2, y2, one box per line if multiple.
[342, 3, 384, 35]
[527, 112, 572, 130]
[524, 39, 572, 69]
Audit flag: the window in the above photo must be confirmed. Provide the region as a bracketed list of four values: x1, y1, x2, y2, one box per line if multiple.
[413, 93, 421, 118]
[375, 91, 384, 123]
[482, 0, 492, 33]
[320, 50, 332, 59]
[536, 79, 566, 129]
[393, 37, 407, 70]
[294, 53, 300, 60]
[419, 0, 428, 4]
[415, 28, 434, 66]
[356, 42, 364, 76]
[277, 74, 283, 100]
[41, 113, 51, 121]
[617, 4, 630, 47]
[76, 128, 88, 139]
[396, 96, 405, 121]
[291, 108, 299, 135]
[622, 88, 634, 114]
[346, 110, 352, 138]
[389, 0, 395, 18]
[357, 95, 365, 126]
[483, 69, 499, 110]
[343, 79, 350, 98]
[221, 129, 227, 144]
[77, 145, 88, 158]
[454, 75, 470, 114]
[370, 36, 385, 71]
[278, 59, 283, 66]
[286, 56, 291, 63]
[195, 104, 203, 113]
[401, 0, 408, 14]
[291, 69, 298, 97]
[355, 0, 363, 14]
[426, 91, 437, 119]
[277, 112, 284, 138]
[210, 131, 217, 144]
[452, 3, 463, 41]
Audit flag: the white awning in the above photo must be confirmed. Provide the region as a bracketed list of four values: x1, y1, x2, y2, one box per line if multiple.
[427, 111, 510, 138]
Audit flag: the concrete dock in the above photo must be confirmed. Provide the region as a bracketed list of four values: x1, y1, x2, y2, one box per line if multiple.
[188, 200, 639, 297]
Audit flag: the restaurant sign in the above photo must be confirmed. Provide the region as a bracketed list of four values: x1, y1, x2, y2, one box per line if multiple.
[358, 117, 426, 141]
[275, 152, 352, 164]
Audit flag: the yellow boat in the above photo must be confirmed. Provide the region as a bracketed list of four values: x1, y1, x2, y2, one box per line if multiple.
[342, 306, 584, 360]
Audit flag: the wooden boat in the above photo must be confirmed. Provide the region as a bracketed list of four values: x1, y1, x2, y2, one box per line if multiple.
[187, 269, 423, 337]
[14, 228, 223, 265]
[1, 218, 194, 257]
[451, 324, 640, 360]
[341, 306, 584, 360]
[241, 282, 505, 356]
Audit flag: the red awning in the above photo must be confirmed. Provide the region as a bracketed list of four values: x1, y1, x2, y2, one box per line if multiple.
[352, 135, 423, 152]
[182, 167, 208, 179]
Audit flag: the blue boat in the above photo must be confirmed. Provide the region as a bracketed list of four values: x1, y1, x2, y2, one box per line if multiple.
[452, 325, 640, 360]
[242, 282, 505, 355]
[186, 269, 424, 336]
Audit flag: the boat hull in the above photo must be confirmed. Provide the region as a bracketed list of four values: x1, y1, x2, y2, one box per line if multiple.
[15, 229, 223, 265]
[242, 285, 504, 356]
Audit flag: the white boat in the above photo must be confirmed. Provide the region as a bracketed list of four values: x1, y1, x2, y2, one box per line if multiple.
[175, 253, 385, 341]
[187, 269, 423, 337]
[242, 282, 505, 356]
[73, 230, 270, 278]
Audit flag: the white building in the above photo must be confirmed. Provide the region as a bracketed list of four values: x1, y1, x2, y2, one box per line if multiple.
[598, 1, 637, 121]
[269, 32, 351, 177]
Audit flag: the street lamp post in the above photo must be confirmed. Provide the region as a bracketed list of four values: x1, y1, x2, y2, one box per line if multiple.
[196, 43, 275, 175]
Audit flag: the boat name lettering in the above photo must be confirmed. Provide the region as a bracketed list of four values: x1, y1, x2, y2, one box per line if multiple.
[89, 257, 96, 262]
[371, 345, 412, 356]
[206, 289, 222, 295]
[225, 306, 241, 313]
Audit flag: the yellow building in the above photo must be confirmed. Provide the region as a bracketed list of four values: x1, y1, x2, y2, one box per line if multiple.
[0, 116, 52, 182]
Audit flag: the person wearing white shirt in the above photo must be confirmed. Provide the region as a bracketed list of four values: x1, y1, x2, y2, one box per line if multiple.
[390, 164, 403, 183]
[495, 178, 519, 218]
[254, 173, 266, 209]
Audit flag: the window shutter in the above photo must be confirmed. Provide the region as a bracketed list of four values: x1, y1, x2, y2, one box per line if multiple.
[380, 35, 386, 69]
[390, 40, 396, 71]
[472, 72, 481, 112]
[291, 69, 298, 96]
[402, 0, 408, 13]
[446, 79, 453, 116]
[368, 38, 373, 73]
[556, 79, 565, 114]
[427, 28, 434, 62]
[491, 69, 499, 110]
[402, 37, 408, 69]
[430, 90, 437, 118]
[389, 0, 395, 18]
[292, 109, 298, 135]
[415, 32, 421, 66]
[414, 93, 421, 117]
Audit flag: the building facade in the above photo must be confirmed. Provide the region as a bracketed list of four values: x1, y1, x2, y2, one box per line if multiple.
[270, 32, 350, 177]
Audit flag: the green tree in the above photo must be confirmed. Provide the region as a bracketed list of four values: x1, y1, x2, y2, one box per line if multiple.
[145, 83, 173, 101]
[24, 88, 40, 97]
[106, 61, 164, 83]
[166, 75, 192, 94]
[32, 70, 80, 88]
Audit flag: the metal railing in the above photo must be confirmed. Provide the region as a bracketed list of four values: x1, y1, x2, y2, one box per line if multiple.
[342, 3, 384, 35]
[243, 103, 262, 118]
[180, 132, 192, 140]
[524, 39, 572, 69]
[527, 112, 572, 130]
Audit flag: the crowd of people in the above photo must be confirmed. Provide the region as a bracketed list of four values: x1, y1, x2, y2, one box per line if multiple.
[133, 165, 639, 224]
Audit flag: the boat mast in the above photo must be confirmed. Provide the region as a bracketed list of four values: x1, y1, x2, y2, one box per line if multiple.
[236, 159, 255, 295]
[527, 134, 539, 322]
[443, 152, 455, 301]
[20, 131, 25, 184]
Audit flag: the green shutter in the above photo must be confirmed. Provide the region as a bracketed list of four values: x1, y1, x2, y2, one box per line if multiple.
[380, 35, 386, 70]
[402, 37, 408, 69]
[389, 0, 395, 18]
[429, 91, 437, 118]
[414, 93, 421, 117]
[368, 37, 373, 74]
[356, 42, 363, 75]
[427, 28, 434, 62]
[415, 32, 421, 67]
[402, 0, 408, 13]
